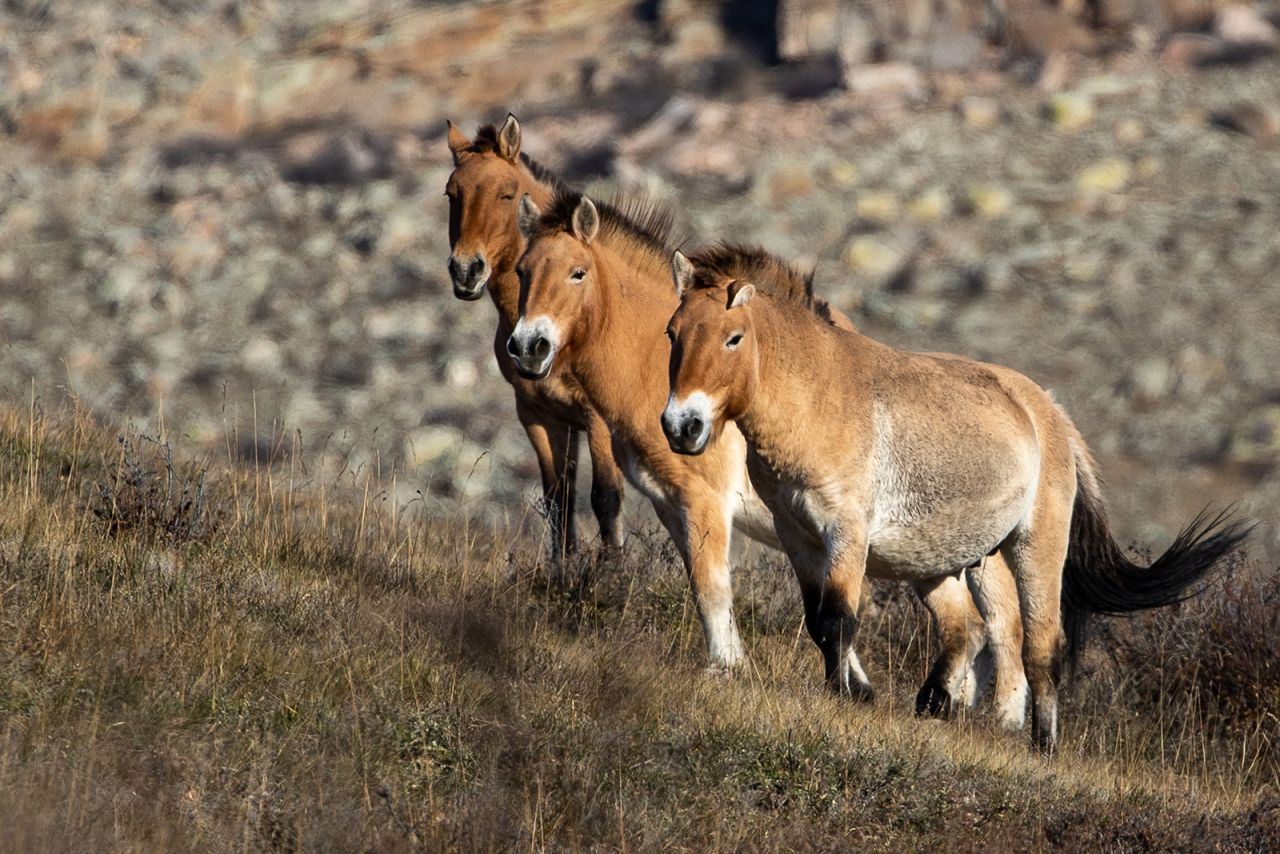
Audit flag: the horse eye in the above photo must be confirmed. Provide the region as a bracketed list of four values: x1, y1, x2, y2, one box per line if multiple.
[499, 192, 516, 201]
[570, 268, 587, 282]
[726, 332, 744, 349]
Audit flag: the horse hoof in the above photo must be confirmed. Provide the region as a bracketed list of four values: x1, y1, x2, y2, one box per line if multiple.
[827, 677, 876, 704]
[703, 665, 735, 682]
[915, 682, 953, 719]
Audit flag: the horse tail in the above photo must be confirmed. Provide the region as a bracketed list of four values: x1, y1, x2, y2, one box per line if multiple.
[1058, 413, 1250, 669]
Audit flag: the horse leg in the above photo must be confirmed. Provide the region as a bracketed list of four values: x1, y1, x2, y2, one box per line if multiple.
[677, 490, 744, 671]
[966, 551, 1029, 731]
[1003, 487, 1074, 753]
[913, 572, 987, 719]
[790, 523, 873, 701]
[518, 406, 577, 562]
[584, 412, 625, 551]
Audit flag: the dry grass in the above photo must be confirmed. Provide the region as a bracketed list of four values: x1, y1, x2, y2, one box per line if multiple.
[0, 400, 1277, 852]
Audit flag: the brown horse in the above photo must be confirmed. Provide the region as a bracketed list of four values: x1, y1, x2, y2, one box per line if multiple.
[671, 245, 1020, 722]
[445, 115, 624, 557]
[509, 191, 994, 708]
[661, 253, 1248, 751]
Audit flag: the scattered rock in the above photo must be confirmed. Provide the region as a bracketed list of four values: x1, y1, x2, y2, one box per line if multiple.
[283, 130, 396, 186]
[1115, 117, 1146, 145]
[855, 190, 900, 224]
[1215, 4, 1279, 49]
[842, 63, 926, 102]
[405, 425, 464, 468]
[959, 96, 1001, 129]
[445, 358, 479, 391]
[777, 0, 843, 61]
[1077, 158, 1132, 193]
[1209, 103, 1278, 144]
[1047, 92, 1095, 131]
[754, 159, 817, 205]
[965, 185, 1015, 218]
[827, 159, 860, 188]
[1228, 406, 1280, 467]
[1160, 33, 1224, 69]
[842, 235, 908, 282]
[1126, 357, 1172, 405]
[906, 188, 952, 221]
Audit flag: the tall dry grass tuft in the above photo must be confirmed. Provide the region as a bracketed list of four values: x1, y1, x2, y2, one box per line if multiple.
[0, 400, 1276, 850]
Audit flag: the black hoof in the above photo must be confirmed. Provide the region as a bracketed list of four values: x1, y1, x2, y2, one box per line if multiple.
[827, 676, 876, 704]
[915, 682, 953, 719]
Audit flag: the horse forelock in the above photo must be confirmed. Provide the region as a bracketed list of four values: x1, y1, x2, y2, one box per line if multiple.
[686, 243, 818, 311]
[462, 124, 563, 189]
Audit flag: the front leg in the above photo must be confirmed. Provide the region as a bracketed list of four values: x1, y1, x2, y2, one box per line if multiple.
[774, 513, 874, 701]
[516, 404, 578, 562]
[661, 490, 744, 671]
[584, 410, 625, 551]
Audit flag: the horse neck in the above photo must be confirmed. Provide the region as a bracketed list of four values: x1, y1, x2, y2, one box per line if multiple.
[485, 166, 559, 325]
[738, 298, 868, 455]
[572, 241, 679, 437]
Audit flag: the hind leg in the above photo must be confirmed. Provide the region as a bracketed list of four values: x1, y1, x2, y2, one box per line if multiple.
[914, 572, 988, 719]
[966, 552, 1028, 731]
[1003, 489, 1074, 752]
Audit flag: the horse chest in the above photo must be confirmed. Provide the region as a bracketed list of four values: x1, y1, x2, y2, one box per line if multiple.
[617, 445, 673, 510]
[751, 463, 843, 552]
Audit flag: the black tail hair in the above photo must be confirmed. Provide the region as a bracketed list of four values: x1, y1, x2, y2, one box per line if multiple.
[1061, 480, 1250, 669]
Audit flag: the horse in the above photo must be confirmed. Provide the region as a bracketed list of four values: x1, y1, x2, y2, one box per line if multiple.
[660, 249, 1249, 751]
[445, 115, 625, 559]
[508, 190, 996, 712]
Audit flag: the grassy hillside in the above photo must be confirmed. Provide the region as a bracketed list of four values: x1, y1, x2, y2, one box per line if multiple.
[0, 402, 1276, 851]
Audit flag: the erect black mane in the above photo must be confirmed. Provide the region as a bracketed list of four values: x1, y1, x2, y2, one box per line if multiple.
[532, 188, 677, 259]
[686, 242, 817, 308]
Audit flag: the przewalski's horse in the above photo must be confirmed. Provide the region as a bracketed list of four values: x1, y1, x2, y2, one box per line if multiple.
[669, 245, 1015, 722]
[508, 192, 991, 703]
[445, 115, 625, 558]
[661, 255, 1249, 751]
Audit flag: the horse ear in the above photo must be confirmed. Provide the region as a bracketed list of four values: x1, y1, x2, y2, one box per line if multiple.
[572, 197, 600, 244]
[728, 282, 756, 309]
[497, 113, 521, 162]
[518, 194, 541, 238]
[671, 250, 694, 298]
[446, 120, 471, 164]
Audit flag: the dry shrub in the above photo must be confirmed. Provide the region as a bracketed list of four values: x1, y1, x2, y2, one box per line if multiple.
[89, 434, 223, 543]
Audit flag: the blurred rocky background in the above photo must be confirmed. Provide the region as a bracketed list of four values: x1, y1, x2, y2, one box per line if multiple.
[1, 0, 1278, 555]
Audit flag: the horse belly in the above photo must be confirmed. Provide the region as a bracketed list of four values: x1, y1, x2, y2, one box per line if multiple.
[867, 502, 1023, 579]
[867, 408, 1038, 578]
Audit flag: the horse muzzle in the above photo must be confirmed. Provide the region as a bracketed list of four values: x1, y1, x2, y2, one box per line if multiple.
[506, 319, 558, 380]
[448, 253, 490, 300]
[661, 399, 711, 456]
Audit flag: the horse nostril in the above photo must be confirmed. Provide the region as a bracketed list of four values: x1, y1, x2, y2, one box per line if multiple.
[531, 336, 551, 361]
[683, 417, 705, 443]
[506, 335, 520, 357]
[473, 257, 487, 275]
[448, 256, 464, 282]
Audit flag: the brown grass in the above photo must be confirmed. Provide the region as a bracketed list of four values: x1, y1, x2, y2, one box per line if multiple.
[0, 400, 1276, 851]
